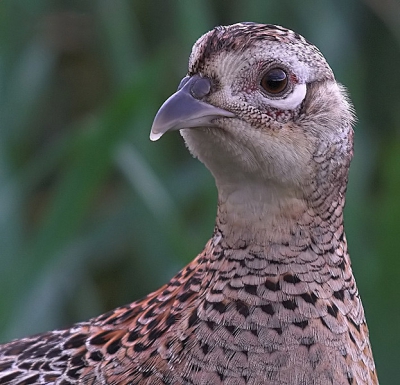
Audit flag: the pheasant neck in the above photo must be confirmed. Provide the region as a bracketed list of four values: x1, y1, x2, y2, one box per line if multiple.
[215, 180, 346, 252]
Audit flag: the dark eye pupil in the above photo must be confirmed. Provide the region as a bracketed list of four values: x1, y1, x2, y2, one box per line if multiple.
[261, 68, 288, 94]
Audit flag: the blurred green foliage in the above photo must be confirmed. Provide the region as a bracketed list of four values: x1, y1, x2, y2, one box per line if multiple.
[0, 0, 399, 383]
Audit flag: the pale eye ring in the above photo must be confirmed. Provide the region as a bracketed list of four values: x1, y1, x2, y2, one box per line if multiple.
[260, 68, 288, 95]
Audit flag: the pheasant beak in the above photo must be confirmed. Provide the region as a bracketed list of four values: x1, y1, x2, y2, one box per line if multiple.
[150, 75, 235, 141]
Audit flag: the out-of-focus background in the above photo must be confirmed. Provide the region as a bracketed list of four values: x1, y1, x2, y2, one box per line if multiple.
[0, 0, 399, 382]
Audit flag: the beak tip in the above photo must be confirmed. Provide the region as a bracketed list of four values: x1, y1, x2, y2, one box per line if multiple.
[149, 129, 163, 142]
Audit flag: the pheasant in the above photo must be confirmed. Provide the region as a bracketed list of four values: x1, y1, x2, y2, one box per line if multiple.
[0, 22, 378, 385]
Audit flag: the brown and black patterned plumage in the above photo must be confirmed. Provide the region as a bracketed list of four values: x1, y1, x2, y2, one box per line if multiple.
[0, 23, 378, 384]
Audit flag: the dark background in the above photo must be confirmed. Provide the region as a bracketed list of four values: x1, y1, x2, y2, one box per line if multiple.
[0, 1, 399, 383]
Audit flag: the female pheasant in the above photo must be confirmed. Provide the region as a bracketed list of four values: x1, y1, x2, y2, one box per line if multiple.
[0, 23, 378, 385]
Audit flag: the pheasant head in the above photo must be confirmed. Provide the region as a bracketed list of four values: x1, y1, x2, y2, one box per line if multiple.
[151, 22, 354, 243]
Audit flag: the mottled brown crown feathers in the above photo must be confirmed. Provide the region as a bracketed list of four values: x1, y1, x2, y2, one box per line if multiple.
[189, 22, 326, 75]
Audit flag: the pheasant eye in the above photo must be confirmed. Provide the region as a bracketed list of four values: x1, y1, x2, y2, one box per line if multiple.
[260, 68, 288, 95]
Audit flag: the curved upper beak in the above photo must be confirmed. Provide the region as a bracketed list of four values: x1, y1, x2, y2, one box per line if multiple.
[150, 75, 235, 141]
